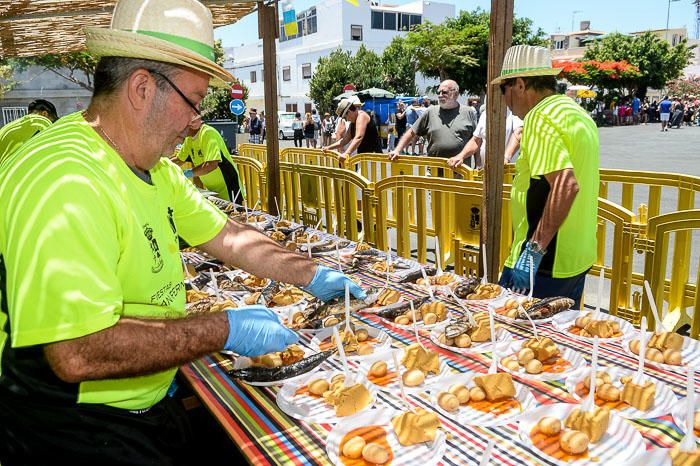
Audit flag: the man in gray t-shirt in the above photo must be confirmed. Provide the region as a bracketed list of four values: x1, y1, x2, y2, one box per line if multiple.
[388, 79, 476, 160]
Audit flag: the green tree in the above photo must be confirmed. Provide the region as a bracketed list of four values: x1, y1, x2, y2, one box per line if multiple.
[405, 8, 548, 94]
[380, 36, 417, 96]
[666, 75, 700, 97]
[350, 45, 384, 90]
[583, 31, 694, 98]
[0, 61, 16, 98]
[8, 52, 98, 91]
[308, 48, 355, 115]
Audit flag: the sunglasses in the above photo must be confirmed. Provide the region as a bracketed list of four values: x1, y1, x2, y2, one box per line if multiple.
[436, 89, 454, 95]
[149, 70, 203, 123]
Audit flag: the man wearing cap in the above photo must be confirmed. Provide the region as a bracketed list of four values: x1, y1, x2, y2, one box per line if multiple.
[247, 108, 262, 143]
[0, 99, 58, 164]
[0, 0, 364, 464]
[177, 123, 243, 202]
[322, 97, 382, 162]
[493, 45, 599, 309]
[387, 80, 477, 161]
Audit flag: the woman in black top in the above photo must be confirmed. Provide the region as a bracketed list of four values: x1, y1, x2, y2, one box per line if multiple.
[322, 99, 382, 162]
[303, 112, 316, 148]
[395, 101, 407, 140]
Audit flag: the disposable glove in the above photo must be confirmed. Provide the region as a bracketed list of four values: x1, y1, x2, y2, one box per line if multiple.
[224, 305, 298, 357]
[303, 265, 367, 302]
[183, 169, 194, 178]
[511, 241, 545, 294]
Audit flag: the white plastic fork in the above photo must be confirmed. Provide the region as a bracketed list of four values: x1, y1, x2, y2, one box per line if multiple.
[633, 317, 648, 385]
[488, 309, 498, 374]
[447, 287, 477, 327]
[680, 365, 697, 452]
[582, 337, 600, 412]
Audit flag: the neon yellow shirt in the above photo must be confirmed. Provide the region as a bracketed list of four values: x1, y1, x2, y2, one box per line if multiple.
[0, 113, 53, 163]
[505, 95, 599, 278]
[0, 112, 227, 410]
[178, 124, 242, 201]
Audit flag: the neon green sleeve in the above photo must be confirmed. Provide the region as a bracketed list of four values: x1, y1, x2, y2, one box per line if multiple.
[526, 114, 574, 177]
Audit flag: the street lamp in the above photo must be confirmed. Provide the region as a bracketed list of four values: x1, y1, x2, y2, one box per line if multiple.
[666, 0, 681, 43]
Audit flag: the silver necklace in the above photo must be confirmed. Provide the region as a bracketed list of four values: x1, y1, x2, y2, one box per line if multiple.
[96, 124, 122, 154]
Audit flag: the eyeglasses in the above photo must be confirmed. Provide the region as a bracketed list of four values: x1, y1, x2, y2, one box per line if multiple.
[149, 70, 203, 123]
[436, 89, 454, 95]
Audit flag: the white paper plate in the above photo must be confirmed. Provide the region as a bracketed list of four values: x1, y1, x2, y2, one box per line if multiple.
[309, 326, 392, 360]
[621, 331, 700, 373]
[518, 403, 645, 465]
[427, 373, 536, 427]
[358, 349, 449, 394]
[551, 310, 636, 343]
[618, 449, 672, 466]
[565, 366, 678, 419]
[325, 408, 447, 466]
[499, 340, 587, 381]
[391, 311, 455, 331]
[459, 286, 508, 305]
[276, 369, 378, 424]
[429, 322, 513, 354]
[671, 396, 700, 441]
[488, 295, 559, 325]
[229, 347, 326, 387]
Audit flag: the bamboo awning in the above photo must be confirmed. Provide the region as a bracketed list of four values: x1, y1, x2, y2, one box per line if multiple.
[0, 1, 257, 58]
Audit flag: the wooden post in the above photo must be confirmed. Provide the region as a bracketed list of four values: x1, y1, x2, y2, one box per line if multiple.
[481, 0, 513, 282]
[259, 1, 281, 216]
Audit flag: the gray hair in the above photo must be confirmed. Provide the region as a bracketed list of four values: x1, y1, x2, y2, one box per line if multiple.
[92, 57, 182, 99]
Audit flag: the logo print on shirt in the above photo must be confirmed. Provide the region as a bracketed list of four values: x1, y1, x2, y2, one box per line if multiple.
[143, 224, 164, 273]
[167, 207, 177, 235]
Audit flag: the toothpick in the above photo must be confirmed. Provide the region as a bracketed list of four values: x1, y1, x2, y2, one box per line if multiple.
[634, 317, 648, 385]
[447, 287, 476, 326]
[182, 256, 199, 291]
[681, 365, 697, 451]
[481, 243, 488, 285]
[243, 197, 249, 222]
[420, 266, 435, 300]
[479, 439, 496, 466]
[307, 234, 313, 259]
[385, 249, 392, 289]
[231, 188, 241, 206]
[410, 300, 427, 351]
[274, 196, 281, 219]
[209, 271, 220, 301]
[488, 309, 498, 374]
[392, 351, 415, 413]
[644, 280, 666, 333]
[332, 326, 352, 384]
[583, 337, 599, 412]
[251, 199, 261, 214]
[593, 268, 604, 320]
[435, 236, 443, 275]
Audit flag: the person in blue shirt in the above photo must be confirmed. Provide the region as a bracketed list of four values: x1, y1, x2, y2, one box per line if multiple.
[659, 96, 673, 132]
[631, 95, 640, 124]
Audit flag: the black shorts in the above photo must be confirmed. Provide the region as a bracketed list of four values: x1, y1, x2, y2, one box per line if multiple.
[0, 387, 195, 466]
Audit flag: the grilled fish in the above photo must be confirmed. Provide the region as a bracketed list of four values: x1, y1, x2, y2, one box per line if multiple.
[228, 350, 334, 383]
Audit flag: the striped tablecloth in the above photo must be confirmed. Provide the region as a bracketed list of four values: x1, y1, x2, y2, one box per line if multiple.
[180, 260, 695, 466]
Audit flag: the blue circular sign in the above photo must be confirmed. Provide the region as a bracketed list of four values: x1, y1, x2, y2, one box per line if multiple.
[229, 99, 245, 116]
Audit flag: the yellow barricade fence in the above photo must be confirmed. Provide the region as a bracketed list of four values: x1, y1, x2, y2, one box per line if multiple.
[278, 162, 373, 243]
[641, 209, 700, 336]
[230, 155, 266, 208]
[237, 143, 268, 165]
[280, 147, 345, 168]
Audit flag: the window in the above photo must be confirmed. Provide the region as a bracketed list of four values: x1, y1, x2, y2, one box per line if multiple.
[371, 11, 383, 29]
[410, 14, 421, 27]
[250, 71, 257, 83]
[304, 103, 313, 114]
[302, 63, 312, 79]
[283, 66, 291, 81]
[384, 12, 396, 30]
[286, 103, 298, 112]
[399, 13, 421, 31]
[351, 24, 363, 41]
[553, 40, 565, 50]
[261, 68, 264, 82]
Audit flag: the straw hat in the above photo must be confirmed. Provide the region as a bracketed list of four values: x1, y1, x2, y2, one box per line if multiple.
[84, 0, 232, 83]
[490, 45, 562, 85]
[336, 97, 362, 118]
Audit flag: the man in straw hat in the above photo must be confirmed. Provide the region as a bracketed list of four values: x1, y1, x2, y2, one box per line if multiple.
[493, 45, 599, 309]
[0, 1, 364, 464]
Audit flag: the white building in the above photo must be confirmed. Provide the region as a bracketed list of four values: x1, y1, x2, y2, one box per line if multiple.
[225, 0, 456, 114]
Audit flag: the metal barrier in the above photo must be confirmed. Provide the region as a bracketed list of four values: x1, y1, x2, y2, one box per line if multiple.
[641, 209, 700, 336]
[280, 147, 345, 168]
[230, 155, 266, 208]
[237, 143, 268, 164]
[279, 162, 374, 243]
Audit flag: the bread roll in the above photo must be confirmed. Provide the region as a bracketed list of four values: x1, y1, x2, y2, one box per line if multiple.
[342, 436, 365, 459]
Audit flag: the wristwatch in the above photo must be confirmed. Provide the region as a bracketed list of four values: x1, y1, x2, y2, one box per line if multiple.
[526, 240, 547, 255]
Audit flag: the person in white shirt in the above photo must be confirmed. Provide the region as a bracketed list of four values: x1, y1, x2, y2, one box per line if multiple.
[447, 107, 523, 169]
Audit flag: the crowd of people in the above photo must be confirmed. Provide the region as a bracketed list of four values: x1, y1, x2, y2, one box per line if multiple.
[589, 94, 700, 129]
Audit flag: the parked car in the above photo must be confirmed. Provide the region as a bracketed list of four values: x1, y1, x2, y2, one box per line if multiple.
[278, 111, 296, 139]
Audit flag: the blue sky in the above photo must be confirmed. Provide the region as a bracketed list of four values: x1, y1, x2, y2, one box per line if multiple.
[215, 0, 700, 47]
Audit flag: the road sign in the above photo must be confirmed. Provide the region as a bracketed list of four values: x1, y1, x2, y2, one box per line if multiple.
[343, 84, 356, 92]
[230, 83, 244, 99]
[229, 99, 245, 116]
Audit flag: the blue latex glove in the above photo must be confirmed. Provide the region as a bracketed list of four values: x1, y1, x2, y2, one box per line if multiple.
[183, 169, 194, 178]
[303, 265, 367, 302]
[511, 241, 545, 293]
[224, 305, 298, 357]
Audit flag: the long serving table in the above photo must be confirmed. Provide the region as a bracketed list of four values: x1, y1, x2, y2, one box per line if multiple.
[180, 254, 695, 465]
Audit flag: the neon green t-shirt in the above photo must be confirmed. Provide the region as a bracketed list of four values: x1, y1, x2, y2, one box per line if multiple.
[505, 94, 599, 278]
[0, 112, 227, 410]
[178, 124, 242, 201]
[0, 113, 53, 164]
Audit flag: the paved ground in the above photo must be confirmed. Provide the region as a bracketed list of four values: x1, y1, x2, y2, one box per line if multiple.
[246, 122, 700, 313]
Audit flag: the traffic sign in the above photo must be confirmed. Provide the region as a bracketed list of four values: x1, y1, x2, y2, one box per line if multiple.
[230, 83, 244, 99]
[343, 84, 356, 92]
[229, 99, 245, 116]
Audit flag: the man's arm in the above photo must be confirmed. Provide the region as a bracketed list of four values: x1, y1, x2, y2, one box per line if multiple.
[447, 136, 481, 169]
[324, 128, 352, 152]
[504, 126, 522, 164]
[192, 160, 219, 177]
[387, 127, 415, 161]
[44, 312, 228, 383]
[530, 168, 580, 249]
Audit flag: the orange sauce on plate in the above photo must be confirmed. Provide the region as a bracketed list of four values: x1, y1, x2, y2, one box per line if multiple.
[468, 398, 522, 416]
[339, 426, 394, 466]
[541, 356, 573, 373]
[293, 385, 323, 398]
[574, 383, 630, 410]
[568, 327, 623, 338]
[368, 371, 397, 387]
[530, 426, 589, 461]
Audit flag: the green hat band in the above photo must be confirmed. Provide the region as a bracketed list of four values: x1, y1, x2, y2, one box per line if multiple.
[500, 66, 554, 76]
[130, 30, 215, 62]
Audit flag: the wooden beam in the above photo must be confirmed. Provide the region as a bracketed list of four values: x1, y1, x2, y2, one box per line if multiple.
[481, 0, 513, 282]
[259, 1, 281, 215]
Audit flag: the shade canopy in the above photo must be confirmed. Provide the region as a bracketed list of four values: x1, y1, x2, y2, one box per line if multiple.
[356, 87, 395, 101]
[0, 1, 257, 58]
[333, 90, 358, 102]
